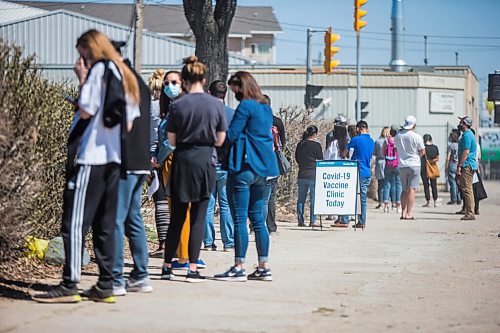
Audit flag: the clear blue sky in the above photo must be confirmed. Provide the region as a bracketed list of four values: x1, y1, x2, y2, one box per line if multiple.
[164, 0, 500, 93]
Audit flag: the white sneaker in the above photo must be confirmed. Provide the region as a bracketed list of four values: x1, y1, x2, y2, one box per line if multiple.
[112, 285, 127, 296]
[126, 277, 153, 293]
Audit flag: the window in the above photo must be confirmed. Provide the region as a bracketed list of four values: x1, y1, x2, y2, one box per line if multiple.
[250, 43, 271, 55]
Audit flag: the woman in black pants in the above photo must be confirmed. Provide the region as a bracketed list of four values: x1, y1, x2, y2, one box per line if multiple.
[160, 56, 227, 282]
[421, 134, 440, 207]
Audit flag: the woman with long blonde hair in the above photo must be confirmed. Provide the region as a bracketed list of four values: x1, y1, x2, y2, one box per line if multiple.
[33, 29, 140, 303]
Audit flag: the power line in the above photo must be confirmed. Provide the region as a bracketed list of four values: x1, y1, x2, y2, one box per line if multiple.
[6, 1, 500, 47]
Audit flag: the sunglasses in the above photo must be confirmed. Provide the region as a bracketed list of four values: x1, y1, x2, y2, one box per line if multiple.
[163, 80, 179, 86]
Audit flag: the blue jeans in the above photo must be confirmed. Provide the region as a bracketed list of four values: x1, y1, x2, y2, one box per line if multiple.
[113, 174, 149, 287]
[227, 169, 272, 264]
[448, 164, 461, 203]
[383, 167, 402, 204]
[204, 165, 234, 249]
[297, 178, 316, 225]
[358, 177, 371, 225]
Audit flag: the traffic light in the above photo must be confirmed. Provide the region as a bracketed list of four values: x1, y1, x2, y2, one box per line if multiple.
[354, 0, 367, 32]
[323, 27, 340, 75]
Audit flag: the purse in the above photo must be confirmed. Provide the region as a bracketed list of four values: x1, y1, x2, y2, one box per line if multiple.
[425, 159, 440, 180]
[473, 172, 488, 201]
[276, 149, 291, 175]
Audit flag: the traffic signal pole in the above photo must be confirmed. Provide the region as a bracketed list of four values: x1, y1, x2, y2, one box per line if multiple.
[354, 0, 367, 121]
[356, 31, 361, 122]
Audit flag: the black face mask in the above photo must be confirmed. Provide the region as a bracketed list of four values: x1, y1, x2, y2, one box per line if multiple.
[457, 124, 465, 132]
[235, 91, 244, 101]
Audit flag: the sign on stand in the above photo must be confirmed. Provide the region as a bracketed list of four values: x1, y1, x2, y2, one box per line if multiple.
[314, 160, 360, 220]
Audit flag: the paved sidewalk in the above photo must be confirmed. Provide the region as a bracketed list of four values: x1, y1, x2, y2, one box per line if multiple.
[1, 182, 499, 333]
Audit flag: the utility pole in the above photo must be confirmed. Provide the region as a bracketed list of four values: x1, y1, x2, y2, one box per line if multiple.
[306, 28, 313, 86]
[133, 0, 144, 72]
[424, 35, 428, 66]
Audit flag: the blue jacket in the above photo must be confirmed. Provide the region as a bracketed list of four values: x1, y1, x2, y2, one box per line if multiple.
[227, 99, 279, 177]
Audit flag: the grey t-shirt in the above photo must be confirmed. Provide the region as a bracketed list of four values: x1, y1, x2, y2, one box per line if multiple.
[167, 93, 227, 145]
[447, 142, 459, 167]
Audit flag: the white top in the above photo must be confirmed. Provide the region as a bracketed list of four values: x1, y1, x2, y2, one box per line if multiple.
[77, 62, 140, 165]
[394, 129, 425, 168]
[326, 139, 345, 160]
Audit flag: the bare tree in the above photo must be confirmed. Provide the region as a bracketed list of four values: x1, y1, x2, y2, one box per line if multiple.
[183, 0, 237, 85]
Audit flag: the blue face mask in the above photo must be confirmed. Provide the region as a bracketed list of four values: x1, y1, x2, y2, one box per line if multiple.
[164, 83, 180, 99]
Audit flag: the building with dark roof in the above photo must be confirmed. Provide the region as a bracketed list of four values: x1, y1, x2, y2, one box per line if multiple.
[14, 1, 283, 64]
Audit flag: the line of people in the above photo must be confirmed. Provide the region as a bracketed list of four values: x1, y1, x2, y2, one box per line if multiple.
[33, 30, 283, 304]
[293, 113, 484, 228]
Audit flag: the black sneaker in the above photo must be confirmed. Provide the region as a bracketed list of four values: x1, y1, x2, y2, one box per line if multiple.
[32, 283, 81, 303]
[214, 266, 247, 282]
[81, 285, 115, 303]
[248, 268, 273, 281]
[203, 244, 217, 251]
[185, 270, 207, 283]
[161, 266, 173, 280]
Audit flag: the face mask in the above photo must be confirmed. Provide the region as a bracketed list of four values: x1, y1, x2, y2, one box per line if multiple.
[235, 91, 244, 101]
[457, 124, 464, 132]
[164, 84, 180, 99]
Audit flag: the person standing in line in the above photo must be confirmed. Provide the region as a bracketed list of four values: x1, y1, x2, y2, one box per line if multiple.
[111, 42, 153, 296]
[154, 70, 205, 271]
[295, 125, 323, 227]
[214, 71, 279, 282]
[346, 121, 375, 229]
[394, 115, 425, 220]
[456, 116, 477, 220]
[420, 134, 440, 208]
[160, 56, 226, 282]
[446, 129, 461, 205]
[33, 29, 140, 303]
[472, 128, 482, 215]
[326, 124, 350, 227]
[374, 127, 390, 210]
[325, 115, 349, 151]
[147, 69, 170, 253]
[382, 125, 402, 213]
[203, 80, 235, 252]
[264, 94, 286, 235]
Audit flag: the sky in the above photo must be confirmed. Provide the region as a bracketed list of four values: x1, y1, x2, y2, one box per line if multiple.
[163, 0, 500, 94]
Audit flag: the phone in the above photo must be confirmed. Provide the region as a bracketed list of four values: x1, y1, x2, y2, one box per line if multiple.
[62, 94, 77, 105]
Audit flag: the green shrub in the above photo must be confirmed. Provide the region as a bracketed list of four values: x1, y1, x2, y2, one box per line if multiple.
[0, 42, 73, 265]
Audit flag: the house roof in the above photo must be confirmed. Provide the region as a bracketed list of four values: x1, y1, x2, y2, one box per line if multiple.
[0, 0, 46, 24]
[11, 1, 282, 37]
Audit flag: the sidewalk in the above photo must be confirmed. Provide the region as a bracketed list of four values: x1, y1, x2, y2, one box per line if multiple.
[1, 182, 499, 333]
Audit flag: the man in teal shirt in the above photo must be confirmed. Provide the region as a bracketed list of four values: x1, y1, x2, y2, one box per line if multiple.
[456, 116, 477, 220]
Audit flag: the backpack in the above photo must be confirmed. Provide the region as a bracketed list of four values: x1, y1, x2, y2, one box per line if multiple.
[271, 125, 281, 151]
[385, 138, 398, 168]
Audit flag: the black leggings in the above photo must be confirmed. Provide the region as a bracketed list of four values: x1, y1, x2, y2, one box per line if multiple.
[421, 175, 438, 201]
[163, 196, 209, 265]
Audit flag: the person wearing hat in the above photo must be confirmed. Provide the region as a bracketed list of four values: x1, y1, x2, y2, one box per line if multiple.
[325, 114, 348, 152]
[394, 115, 425, 220]
[456, 116, 477, 220]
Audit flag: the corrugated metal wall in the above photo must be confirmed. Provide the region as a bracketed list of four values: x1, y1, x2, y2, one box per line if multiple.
[0, 10, 250, 67]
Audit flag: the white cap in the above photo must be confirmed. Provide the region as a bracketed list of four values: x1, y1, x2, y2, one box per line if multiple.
[403, 115, 417, 130]
[334, 115, 347, 125]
